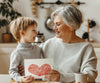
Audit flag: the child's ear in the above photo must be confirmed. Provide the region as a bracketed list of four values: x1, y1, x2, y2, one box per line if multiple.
[20, 30, 24, 36]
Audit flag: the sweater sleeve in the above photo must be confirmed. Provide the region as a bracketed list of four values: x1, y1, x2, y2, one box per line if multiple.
[39, 43, 45, 58]
[80, 44, 97, 82]
[59, 72, 75, 83]
[9, 51, 23, 83]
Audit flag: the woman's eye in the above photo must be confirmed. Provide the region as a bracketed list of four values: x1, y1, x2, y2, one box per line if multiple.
[57, 24, 60, 26]
[53, 23, 60, 27]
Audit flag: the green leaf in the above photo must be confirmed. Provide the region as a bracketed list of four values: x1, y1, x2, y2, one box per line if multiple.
[8, 0, 14, 4]
[0, 9, 1, 13]
[7, 2, 12, 8]
[2, 10, 6, 16]
[16, 12, 22, 16]
[3, 0, 6, 2]
[11, 16, 14, 20]
[6, 13, 8, 17]
[0, 19, 8, 27]
[0, 0, 22, 28]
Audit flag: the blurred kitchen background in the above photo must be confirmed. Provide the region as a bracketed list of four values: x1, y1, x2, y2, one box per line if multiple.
[0, 0, 100, 82]
[0, 0, 100, 43]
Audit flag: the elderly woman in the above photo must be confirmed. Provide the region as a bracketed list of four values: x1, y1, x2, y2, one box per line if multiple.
[18, 5, 97, 83]
[42, 5, 97, 83]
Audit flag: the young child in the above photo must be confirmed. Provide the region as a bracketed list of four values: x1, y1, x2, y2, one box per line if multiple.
[9, 17, 42, 83]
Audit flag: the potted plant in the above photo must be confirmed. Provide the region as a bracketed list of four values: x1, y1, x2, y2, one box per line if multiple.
[0, 0, 22, 43]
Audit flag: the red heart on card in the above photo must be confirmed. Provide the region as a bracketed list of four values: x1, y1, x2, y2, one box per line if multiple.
[28, 64, 51, 76]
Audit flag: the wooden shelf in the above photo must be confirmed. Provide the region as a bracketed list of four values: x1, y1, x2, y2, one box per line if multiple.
[0, 43, 17, 48]
[0, 42, 100, 48]
[91, 42, 100, 48]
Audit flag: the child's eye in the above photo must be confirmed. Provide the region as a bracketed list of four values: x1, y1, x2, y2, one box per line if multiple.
[32, 30, 36, 31]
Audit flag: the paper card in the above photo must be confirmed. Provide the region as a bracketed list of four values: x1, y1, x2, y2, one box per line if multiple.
[24, 59, 53, 79]
[32, 81, 62, 83]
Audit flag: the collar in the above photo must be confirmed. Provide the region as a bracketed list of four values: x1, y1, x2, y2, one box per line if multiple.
[17, 42, 33, 48]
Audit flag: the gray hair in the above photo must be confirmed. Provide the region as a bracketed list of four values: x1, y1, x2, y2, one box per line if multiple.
[51, 5, 83, 30]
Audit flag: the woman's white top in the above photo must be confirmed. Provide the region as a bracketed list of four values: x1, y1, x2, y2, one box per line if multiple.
[42, 37, 97, 83]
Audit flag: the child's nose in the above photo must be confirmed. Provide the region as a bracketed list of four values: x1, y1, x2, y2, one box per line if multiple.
[36, 31, 38, 35]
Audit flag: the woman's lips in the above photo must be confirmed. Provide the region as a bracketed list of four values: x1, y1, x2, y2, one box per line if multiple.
[56, 31, 60, 34]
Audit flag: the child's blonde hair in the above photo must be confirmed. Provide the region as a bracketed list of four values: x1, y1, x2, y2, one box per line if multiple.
[10, 17, 37, 41]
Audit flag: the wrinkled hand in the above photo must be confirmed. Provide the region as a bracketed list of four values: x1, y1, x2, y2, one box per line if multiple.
[45, 70, 60, 82]
[22, 75, 34, 83]
[18, 65, 24, 76]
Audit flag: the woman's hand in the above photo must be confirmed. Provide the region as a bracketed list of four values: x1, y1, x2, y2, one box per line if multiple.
[22, 75, 34, 83]
[45, 70, 60, 82]
[18, 65, 24, 76]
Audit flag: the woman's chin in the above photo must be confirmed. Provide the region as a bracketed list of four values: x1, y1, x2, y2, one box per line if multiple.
[56, 35, 61, 38]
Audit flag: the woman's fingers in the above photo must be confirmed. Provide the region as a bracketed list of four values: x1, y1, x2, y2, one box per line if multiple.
[45, 70, 60, 81]
[47, 70, 59, 74]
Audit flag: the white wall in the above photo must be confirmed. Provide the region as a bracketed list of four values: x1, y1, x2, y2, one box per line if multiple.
[0, 0, 100, 42]
[77, 0, 100, 42]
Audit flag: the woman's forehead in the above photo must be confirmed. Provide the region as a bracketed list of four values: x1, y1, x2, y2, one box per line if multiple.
[54, 15, 63, 23]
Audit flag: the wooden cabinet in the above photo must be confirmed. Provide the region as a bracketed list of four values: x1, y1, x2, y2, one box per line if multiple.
[0, 43, 17, 74]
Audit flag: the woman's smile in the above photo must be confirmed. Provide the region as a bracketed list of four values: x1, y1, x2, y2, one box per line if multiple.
[56, 31, 60, 34]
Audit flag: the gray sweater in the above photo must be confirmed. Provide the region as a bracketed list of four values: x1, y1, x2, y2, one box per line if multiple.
[9, 42, 42, 83]
[42, 37, 97, 83]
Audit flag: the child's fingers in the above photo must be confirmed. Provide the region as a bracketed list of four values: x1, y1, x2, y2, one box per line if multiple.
[18, 65, 22, 69]
[20, 69, 24, 73]
[21, 66, 24, 69]
[18, 65, 21, 68]
[18, 69, 24, 75]
[25, 76, 34, 82]
[18, 65, 24, 75]
[18, 65, 24, 70]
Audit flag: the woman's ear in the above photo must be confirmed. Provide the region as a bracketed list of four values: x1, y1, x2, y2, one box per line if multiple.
[70, 25, 75, 31]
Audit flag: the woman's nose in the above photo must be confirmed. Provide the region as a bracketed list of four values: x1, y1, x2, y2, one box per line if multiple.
[53, 25, 57, 31]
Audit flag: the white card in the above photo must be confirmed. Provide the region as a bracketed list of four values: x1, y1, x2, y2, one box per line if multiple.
[24, 59, 53, 79]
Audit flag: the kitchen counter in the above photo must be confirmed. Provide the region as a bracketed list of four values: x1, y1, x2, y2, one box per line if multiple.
[0, 74, 60, 83]
[0, 74, 98, 83]
[91, 42, 100, 48]
[0, 74, 11, 83]
[0, 42, 100, 47]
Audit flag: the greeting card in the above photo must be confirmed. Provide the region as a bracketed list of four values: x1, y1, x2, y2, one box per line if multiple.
[24, 59, 53, 80]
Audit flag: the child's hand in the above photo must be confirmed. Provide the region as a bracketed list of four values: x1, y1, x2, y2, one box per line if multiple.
[45, 70, 60, 82]
[18, 65, 24, 76]
[22, 75, 34, 83]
